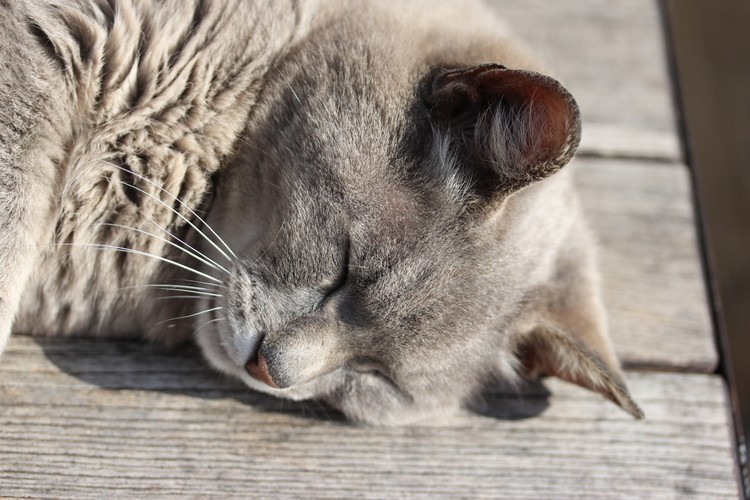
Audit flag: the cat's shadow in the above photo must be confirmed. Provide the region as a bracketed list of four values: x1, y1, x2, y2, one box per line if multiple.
[37, 335, 550, 424]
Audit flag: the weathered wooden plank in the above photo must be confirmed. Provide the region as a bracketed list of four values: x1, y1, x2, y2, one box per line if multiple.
[665, 1, 750, 484]
[0, 335, 739, 499]
[486, 0, 680, 160]
[574, 158, 716, 371]
[578, 124, 681, 163]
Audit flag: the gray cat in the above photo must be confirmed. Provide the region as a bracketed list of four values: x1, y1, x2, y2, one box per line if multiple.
[0, 0, 642, 424]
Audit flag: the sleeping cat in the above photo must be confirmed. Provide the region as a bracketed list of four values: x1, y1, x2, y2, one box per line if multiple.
[0, 0, 642, 424]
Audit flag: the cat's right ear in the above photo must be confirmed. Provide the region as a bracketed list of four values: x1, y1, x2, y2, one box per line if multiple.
[423, 64, 581, 203]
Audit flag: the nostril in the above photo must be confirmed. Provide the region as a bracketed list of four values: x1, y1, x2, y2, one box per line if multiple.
[245, 349, 279, 388]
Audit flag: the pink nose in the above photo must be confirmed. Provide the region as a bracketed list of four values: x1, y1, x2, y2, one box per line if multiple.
[245, 350, 278, 388]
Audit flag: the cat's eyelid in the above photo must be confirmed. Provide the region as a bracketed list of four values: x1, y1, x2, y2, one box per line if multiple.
[319, 237, 351, 302]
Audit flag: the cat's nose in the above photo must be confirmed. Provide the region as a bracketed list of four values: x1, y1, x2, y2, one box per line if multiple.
[245, 349, 279, 388]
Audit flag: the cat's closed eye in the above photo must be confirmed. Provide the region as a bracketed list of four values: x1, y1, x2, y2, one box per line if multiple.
[319, 241, 350, 303]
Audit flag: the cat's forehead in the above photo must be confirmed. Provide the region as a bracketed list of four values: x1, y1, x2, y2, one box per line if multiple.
[259, 19, 474, 264]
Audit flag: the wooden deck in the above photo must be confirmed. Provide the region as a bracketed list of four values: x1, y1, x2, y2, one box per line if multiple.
[0, 0, 742, 497]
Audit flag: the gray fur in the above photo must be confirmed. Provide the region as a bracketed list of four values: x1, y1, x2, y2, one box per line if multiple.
[1, 0, 641, 425]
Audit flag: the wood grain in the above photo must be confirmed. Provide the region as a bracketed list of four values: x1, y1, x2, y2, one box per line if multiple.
[486, 0, 680, 160]
[0, 335, 740, 499]
[574, 158, 716, 371]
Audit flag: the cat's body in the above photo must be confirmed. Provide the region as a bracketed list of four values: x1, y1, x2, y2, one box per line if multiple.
[1, 0, 642, 424]
[8, 0, 315, 339]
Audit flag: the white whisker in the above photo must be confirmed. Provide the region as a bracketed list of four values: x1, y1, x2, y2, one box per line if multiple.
[193, 317, 225, 335]
[274, 65, 302, 105]
[156, 306, 223, 325]
[106, 161, 239, 262]
[133, 205, 231, 274]
[254, 219, 286, 265]
[145, 288, 222, 298]
[58, 243, 222, 283]
[176, 278, 228, 290]
[100, 222, 230, 275]
[155, 295, 221, 301]
[120, 284, 222, 298]
[119, 283, 219, 293]
[117, 177, 235, 264]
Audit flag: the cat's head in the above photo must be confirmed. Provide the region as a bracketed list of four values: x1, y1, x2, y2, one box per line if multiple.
[195, 8, 642, 425]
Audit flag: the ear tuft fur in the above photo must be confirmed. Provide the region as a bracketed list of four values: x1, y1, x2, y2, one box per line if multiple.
[514, 324, 644, 419]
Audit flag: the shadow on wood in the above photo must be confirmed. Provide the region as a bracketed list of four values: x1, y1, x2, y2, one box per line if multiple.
[35, 336, 345, 423]
[33, 335, 550, 423]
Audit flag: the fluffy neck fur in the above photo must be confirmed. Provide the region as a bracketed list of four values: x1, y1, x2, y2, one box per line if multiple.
[15, 0, 317, 337]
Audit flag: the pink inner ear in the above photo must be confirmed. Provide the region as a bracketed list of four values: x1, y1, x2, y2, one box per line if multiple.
[426, 65, 581, 196]
[473, 70, 575, 164]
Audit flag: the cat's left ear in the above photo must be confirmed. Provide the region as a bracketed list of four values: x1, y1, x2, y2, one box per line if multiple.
[423, 63, 581, 201]
[513, 324, 644, 419]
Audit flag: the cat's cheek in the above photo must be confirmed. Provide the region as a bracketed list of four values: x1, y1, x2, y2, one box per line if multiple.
[195, 328, 240, 377]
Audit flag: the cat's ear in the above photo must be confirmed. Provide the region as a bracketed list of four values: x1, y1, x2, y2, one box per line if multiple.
[513, 324, 644, 419]
[423, 63, 581, 201]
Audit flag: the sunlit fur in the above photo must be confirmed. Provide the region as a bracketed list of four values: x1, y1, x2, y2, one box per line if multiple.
[1, 0, 641, 425]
